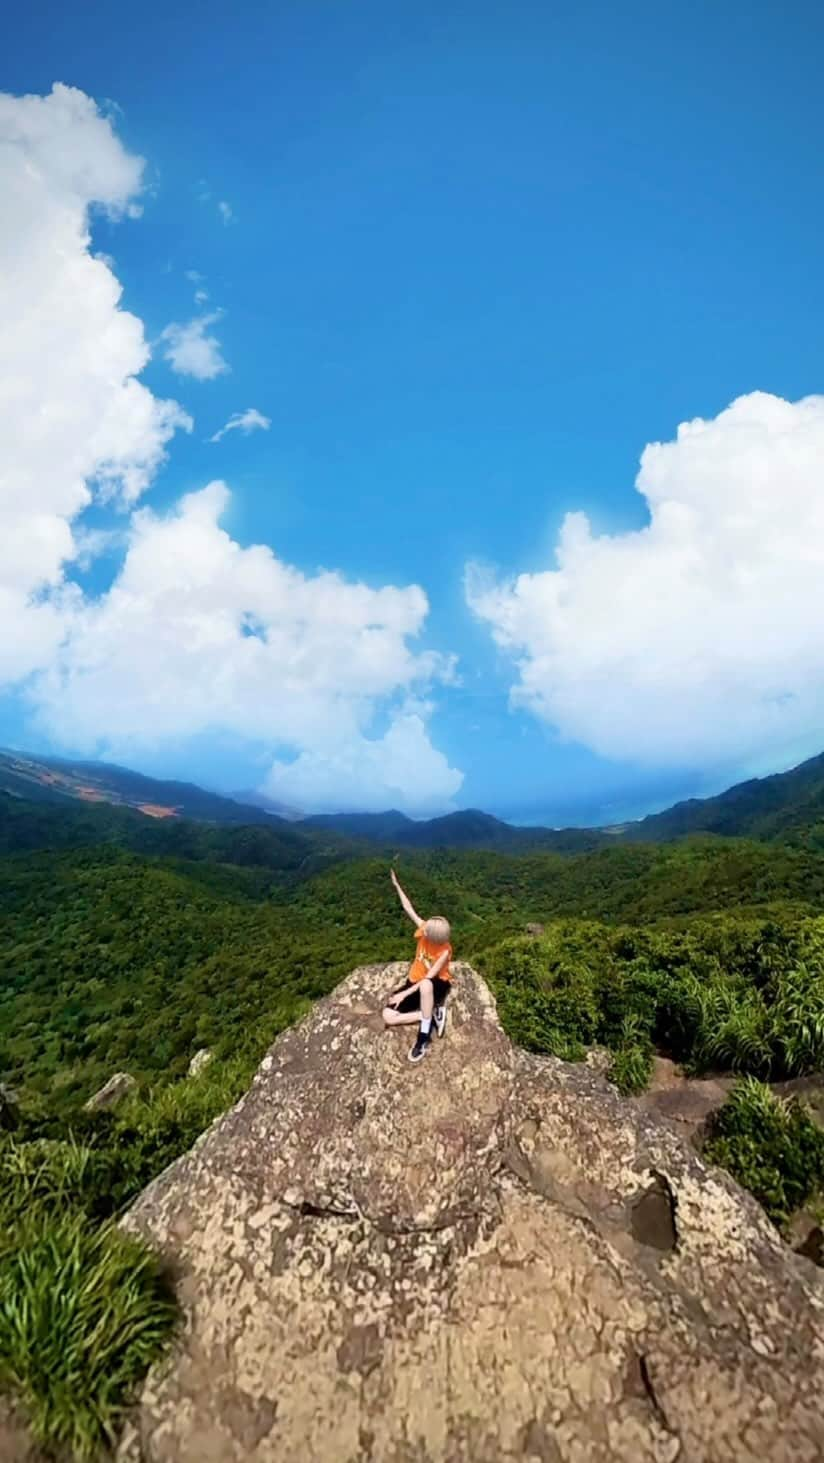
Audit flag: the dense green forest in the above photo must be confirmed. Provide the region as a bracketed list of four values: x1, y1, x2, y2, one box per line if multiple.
[4, 785, 824, 1456]
[6, 824, 824, 1111]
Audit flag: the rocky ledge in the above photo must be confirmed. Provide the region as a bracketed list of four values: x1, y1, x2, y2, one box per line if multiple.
[120, 963, 824, 1462]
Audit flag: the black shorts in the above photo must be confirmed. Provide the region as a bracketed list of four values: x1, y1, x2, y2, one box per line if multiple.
[393, 976, 451, 1013]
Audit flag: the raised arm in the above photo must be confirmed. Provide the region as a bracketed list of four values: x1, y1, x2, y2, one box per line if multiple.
[390, 868, 423, 928]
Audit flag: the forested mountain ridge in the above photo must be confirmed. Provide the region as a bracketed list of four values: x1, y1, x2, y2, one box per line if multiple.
[615, 749, 824, 844]
[0, 786, 348, 872]
[7, 743, 824, 851]
[0, 747, 293, 826]
[304, 749, 824, 848]
[299, 806, 605, 852]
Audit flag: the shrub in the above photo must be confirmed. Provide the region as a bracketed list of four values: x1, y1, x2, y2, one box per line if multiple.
[481, 915, 824, 1089]
[608, 1042, 653, 1095]
[704, 1077, 824, 1228]
[770, 960, 824, 1075]
[607, 1014, 655, 1095]
[483, 936, 599, 1060]
[0, 1209, 176, 1460]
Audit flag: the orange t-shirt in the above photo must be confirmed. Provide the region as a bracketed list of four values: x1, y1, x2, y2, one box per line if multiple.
[409, 926, 452, 984]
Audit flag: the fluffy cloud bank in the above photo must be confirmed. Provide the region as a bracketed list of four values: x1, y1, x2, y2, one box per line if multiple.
[0, 83, 190, 686]
[32, 484, 462, 811]
[1, 84, 460, 812]
[468, 391, 824, 778]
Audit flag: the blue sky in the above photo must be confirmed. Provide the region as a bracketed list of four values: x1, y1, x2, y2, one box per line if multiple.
[3, 1, 824, 822]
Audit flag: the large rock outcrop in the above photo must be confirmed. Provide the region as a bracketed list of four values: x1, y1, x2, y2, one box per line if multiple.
[121, 964, 824, 1462]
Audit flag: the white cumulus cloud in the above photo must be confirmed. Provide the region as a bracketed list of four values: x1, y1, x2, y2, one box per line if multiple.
[264, 710, 461, 813]
[217, 200, 233, 224]
[210, 407, 271, 443]
[467, 391, 824, 779]
[30, 483, 463, 813]
[160, 311, 228, 380]
[0, 82, 190, 688]
[0, 84, 460, 813]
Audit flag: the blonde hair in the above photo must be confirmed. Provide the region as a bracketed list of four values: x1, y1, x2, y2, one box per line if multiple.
[425, 916, 451, 946]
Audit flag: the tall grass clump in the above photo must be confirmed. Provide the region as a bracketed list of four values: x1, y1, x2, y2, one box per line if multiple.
[0, 1052, 253, 1456]
[704, 1077, 824, 1229]
[0, 1209, 176, 1459]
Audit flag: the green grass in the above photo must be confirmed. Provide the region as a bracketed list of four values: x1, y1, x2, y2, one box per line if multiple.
[0, 1210, 176, 1460]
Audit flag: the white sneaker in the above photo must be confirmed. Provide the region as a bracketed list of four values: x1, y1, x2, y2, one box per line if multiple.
[433, 1004, 448, 1039]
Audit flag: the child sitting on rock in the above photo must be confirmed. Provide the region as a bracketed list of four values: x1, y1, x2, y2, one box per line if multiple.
[383, 868, 452, 1064]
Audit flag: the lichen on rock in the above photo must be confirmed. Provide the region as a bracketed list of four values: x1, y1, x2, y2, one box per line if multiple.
[120, 963, 824, 1462]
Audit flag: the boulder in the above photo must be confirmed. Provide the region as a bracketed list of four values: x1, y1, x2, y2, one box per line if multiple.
[120, 964, 824, 1462]
[84, 1071, 137, 1113]
[525, 922, 545, 936]
[187, 1049, 213, 1079]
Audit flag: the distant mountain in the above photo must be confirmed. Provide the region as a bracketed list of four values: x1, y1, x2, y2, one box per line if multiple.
[299, 751, 824, 851]
[6, 743, 824, 856]
[300, 809, 417, 840]
[617, 750, 824, 845]
[0, 748, 287, 827]
[299, 807, 605, 853]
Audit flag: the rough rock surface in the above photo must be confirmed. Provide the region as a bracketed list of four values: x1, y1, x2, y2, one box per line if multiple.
[187, 1049, 213, 1079]
[0, 1400, 48, 1462]
[84, 1071, 137, 1112]
[121, 964, 824, 1463]
[634, 1057, 734, 1144]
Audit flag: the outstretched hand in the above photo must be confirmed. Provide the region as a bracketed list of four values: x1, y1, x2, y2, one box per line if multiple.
[390, 867, 400, 890]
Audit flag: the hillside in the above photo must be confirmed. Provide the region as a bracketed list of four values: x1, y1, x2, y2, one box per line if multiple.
[6, 799, 824, 1111]
[0, 748, 288, 826]
[621, 749, 824, 845]
[0, 785, 345, 871]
